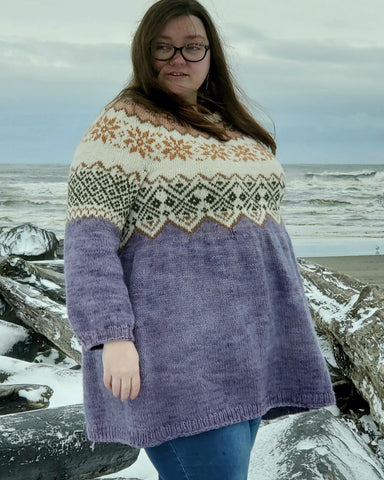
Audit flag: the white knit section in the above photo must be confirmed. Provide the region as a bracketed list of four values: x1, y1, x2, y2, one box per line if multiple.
[67, 103, 285, 245]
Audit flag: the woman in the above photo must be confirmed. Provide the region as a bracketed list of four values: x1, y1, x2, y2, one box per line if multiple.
[64, 0, 336, 479]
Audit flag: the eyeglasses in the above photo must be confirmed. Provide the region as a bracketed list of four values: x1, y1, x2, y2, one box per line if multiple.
[150, 43, 210, 62]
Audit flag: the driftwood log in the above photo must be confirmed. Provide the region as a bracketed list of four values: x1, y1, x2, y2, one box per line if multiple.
[0, 256, 65, 304]
[0, 384, 53, 414]
[298, 258, 384, 435]
[0, 276, 81, 364]
[0, 224, 58, 260]
[0, 404, 140, 480]
[252, 408, 384, 480]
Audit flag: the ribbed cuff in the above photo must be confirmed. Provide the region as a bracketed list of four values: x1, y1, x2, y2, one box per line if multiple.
[80, 325, 135, 351]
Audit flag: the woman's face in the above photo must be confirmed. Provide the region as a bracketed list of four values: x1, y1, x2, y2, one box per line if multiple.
[152, 15, 211, 104]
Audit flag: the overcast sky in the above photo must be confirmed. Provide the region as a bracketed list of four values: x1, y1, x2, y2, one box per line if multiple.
[1, 0, 383, 164]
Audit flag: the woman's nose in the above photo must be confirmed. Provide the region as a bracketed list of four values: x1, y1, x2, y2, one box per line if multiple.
[169, 50, 186, 64]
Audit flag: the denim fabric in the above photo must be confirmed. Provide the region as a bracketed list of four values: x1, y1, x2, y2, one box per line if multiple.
[144, 418, 262, 480]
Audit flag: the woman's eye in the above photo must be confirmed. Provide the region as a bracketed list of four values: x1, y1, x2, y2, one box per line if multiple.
[155, 44, 172, 52]
[185, 44, 204, 52]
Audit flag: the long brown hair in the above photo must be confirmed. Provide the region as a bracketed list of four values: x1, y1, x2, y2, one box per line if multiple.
[107, 0, 276, 154]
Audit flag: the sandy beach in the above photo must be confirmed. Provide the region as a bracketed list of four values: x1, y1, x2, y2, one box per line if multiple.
[303, 255, 384, 289]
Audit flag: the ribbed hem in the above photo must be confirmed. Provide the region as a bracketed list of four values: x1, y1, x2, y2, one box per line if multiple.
[80, 325, 135, 351]
[85, 392, 336, 448]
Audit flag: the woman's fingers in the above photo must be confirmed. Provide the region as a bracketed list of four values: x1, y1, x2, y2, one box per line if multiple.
[111, 375, 122, 398]
[103, 373, 141, 401]
[106, 372, 140, 401]
[130, 372, 141, 400]
[120, 377, 132, 402]
[103, 372, 112, 390]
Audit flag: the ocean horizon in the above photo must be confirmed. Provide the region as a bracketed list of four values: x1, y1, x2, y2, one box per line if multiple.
[0, 162, 383, 258]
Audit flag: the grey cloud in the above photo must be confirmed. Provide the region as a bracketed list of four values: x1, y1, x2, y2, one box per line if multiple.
[1, 38, 132, 82]
[261, 40, 384, 65]
[222, 22, 265, 43]
[225, 23, 384, 66]
[0, 37, 134, 108]
[217, 22, 384, 108]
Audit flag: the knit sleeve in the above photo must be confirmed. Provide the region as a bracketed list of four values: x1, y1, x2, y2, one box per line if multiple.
[64, 106, 148, 351]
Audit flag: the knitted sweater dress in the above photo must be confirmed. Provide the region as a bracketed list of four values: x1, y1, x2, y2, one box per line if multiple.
[64, 99, 336, 448]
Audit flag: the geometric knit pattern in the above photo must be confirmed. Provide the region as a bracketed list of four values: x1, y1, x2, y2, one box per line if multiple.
[123, 172, 285, 245]
[67, 161, 148, 234]
[66, 101, 286, 249]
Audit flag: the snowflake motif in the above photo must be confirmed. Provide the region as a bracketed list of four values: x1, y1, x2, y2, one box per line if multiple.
[86, 116, 121, 144]
[198, 143, 227, 161]
[230, 144, 255, 162]
[257, 149, 273, 162]
[161, 138, 193, 161]
[123, 126, 158, 158]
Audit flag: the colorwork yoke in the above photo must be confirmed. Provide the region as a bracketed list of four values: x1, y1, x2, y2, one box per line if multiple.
[64, 100, 336, 448]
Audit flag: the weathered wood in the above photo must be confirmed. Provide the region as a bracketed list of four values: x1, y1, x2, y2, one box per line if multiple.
[298, 258, 384, 435]
[56, 239, 64, 259]
[0, 384, 53, 414]
[0, 223, 58, 260]
[0, 296, 6, 315]
[0, 256, 65, 304]
[253, 409, 384, 480]
[0, 276, 81, 364]
[32, 258, 64, 275]
[0, 404, 140, 480]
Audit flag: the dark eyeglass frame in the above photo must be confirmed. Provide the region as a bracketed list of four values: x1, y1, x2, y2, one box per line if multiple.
[150, 44, 210, 63]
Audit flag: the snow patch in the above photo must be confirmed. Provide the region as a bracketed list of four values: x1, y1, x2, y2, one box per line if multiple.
[70, 335, 82, 353]
[40, 278, 61, 290]
[0, 355, 82, 407]
[348, 307, 379, 333]
[0, 320, 29, 354]
[18, 386, 48, 403]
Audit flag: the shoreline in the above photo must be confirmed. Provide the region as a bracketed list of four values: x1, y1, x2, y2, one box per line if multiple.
[303, 255, 384, 289]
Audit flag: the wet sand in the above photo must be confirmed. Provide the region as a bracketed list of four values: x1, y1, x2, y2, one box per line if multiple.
[303, 255, 384, 289]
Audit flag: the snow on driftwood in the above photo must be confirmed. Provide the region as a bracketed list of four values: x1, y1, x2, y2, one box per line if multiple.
[250, 408, 384, 480]
[0, 384, 53, 414]
[0, 224, 58, 260]
[298, 259, 384, 436]
[0, 276, 81, 364]
[0, 354, 81, 408]
[0, 404, 139, 480]
[0, 319, 30, 355]
[0, 256, 65, 303]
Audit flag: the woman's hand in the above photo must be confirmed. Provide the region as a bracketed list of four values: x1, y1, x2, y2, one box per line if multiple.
[102, 340, 141, 401]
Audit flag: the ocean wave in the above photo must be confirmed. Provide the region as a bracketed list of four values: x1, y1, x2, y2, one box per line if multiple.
[308, 199, 352, 206]
[1, 199, 57, 207]
[304, 169, 377, 180]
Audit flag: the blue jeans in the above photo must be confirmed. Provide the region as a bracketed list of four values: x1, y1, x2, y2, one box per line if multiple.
[144, 417, 262, 480]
